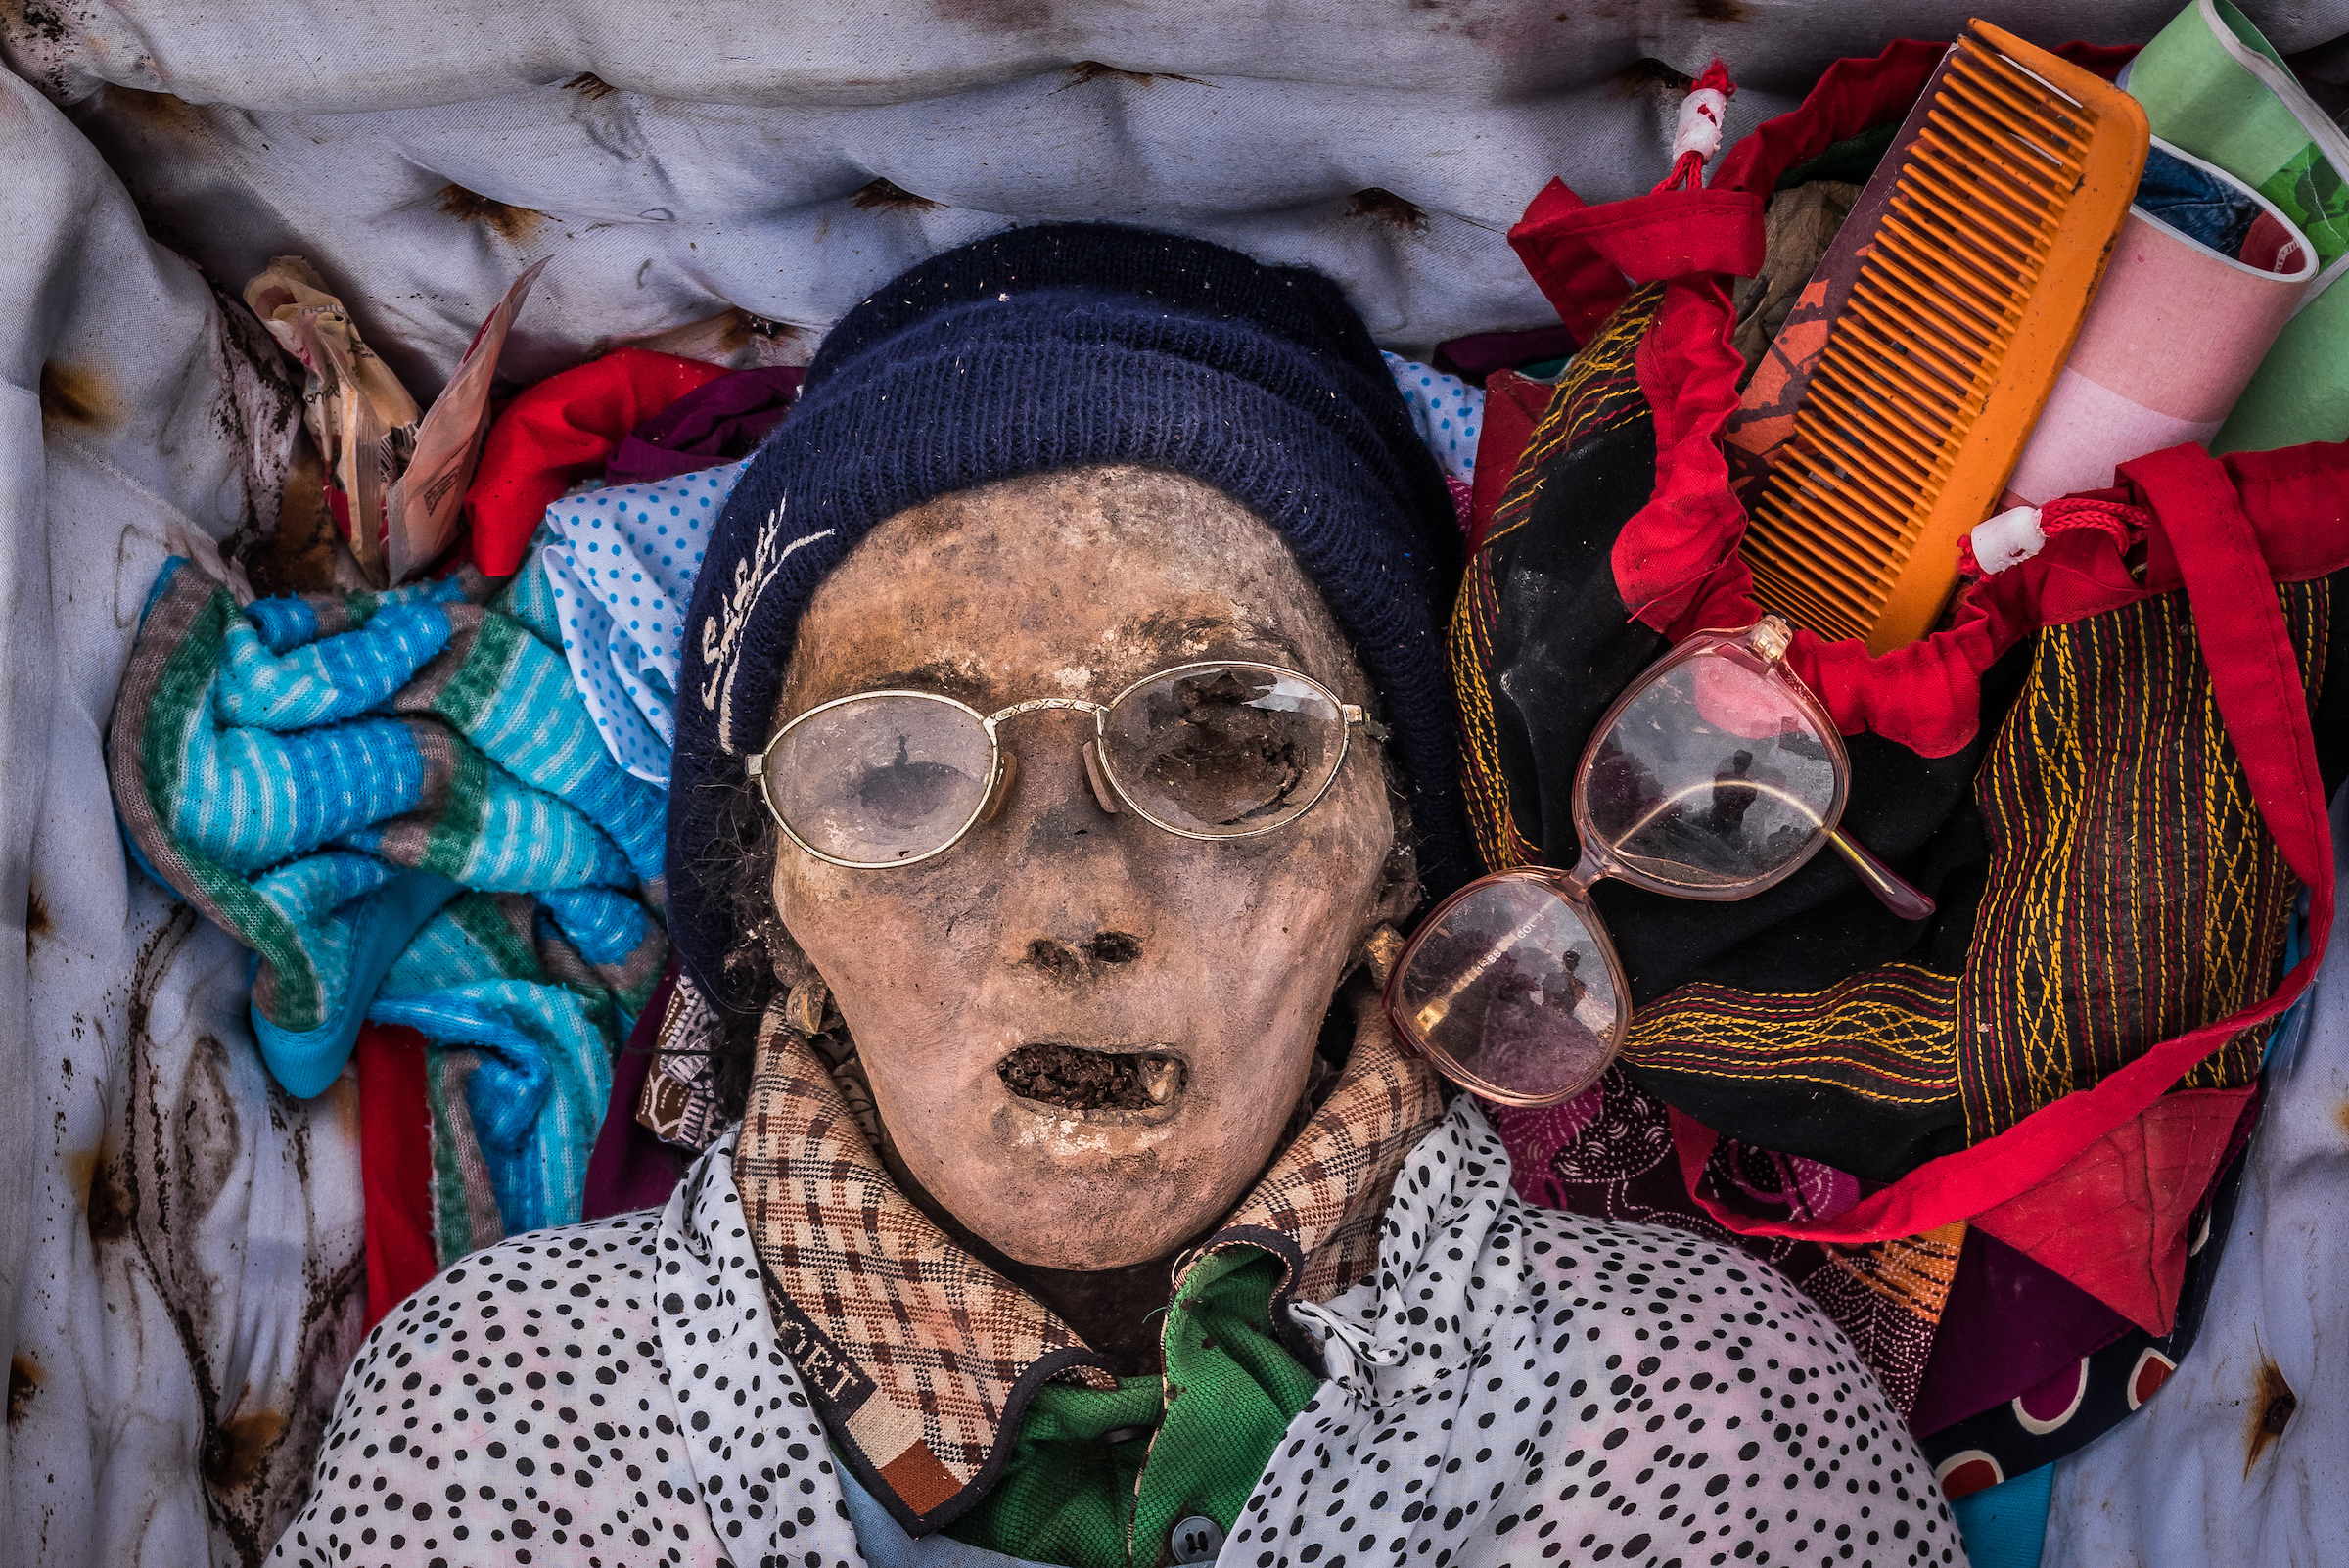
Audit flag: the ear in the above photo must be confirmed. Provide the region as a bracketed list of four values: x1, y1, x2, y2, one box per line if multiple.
[1361, 815, 1423, 936]
[1367, 860, 1422, 931]
[763, 914, 822, 992]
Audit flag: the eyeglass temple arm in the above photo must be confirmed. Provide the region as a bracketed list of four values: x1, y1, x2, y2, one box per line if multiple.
[1826, 829, 1934, 921]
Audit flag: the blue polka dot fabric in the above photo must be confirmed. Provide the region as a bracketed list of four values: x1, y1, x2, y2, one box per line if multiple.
[1382, 352, 1485, 487]
[538, 457, 751, 786]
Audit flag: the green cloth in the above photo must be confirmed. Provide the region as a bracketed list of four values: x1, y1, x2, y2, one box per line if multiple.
[943, 1247, 1322, 1568]
[2129, 0, 2349, 452]
[1777, 121, 1900, 192]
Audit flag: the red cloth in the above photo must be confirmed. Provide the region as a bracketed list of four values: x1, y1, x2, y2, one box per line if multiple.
[581, 962, 689, 1222]
[1506, 38, 2187, 761]
[1508, 183, 1765, 343]
[1464, 368, 1551, 553]
[1671, 444, 2338, 1245]
[463, 347, 732, 575]
[1971, 1087, 2256, 1335]
[356, 1024, 437, 1329]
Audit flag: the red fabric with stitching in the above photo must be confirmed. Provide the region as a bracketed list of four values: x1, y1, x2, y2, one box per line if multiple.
[357, 1024, 437, 1329]
[464, 347, 732, 575]
[1509, 184, 1765, 341]
[1969, 1087, 2255, 1335]
[1466, 368, 1552, 554]
[1504, 39, 2200, 760]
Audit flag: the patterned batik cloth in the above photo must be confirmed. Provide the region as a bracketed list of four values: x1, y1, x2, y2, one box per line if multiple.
[275, 1084, 1967, 1568]
[107, 554, 668, 1246]
[1917, 1128, 2256, 1499]
[1451, 281, 2327, 1418]
[1457, 282, 2324, 1177]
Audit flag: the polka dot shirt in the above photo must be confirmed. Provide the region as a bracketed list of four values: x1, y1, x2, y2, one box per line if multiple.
[275, 1105, 1961, 1568]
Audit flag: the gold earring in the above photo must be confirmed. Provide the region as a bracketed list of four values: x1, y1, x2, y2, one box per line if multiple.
[785, 975, 830, 1038]
[1356, 923, 1405, 988]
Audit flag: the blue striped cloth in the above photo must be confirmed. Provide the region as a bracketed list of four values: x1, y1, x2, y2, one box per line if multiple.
[109, 552, 669, 1244]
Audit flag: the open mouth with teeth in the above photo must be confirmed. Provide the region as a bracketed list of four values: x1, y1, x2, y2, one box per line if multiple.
[997, 1043, 1187, 1112]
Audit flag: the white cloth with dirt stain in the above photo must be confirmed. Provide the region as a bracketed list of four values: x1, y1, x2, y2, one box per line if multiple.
[4, 6, 2349, 1568]
[0, 64, 362, 1568]
[14, 2, 2333, 396]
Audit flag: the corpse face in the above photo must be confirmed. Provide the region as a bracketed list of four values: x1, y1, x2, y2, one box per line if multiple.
[765, 466, 1409, 1269]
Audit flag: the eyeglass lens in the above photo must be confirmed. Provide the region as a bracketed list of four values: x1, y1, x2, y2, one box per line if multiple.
[1102, 666, 1348, 836]
[1581, 650, 1839, 890]
[1389, 632, 1854, 1106]
[1392, 877, 1623, 1104]
[762, 695, 994, 864]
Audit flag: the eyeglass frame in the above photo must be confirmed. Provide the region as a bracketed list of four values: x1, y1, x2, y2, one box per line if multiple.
[1378, 616, 1932, 1108]
[747, 659, 1381, 870]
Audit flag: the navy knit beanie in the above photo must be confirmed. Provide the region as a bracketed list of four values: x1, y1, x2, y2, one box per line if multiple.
[668, 223, 1470, 1012]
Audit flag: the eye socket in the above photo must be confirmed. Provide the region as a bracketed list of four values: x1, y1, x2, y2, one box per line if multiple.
[1100, 664, 1349, 836]
[762, 694, 993, 864]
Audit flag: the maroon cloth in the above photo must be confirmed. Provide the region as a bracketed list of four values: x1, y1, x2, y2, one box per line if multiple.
[582, 961, 688, 1220]
[1432, 323, 1581, 386]
[584, 367, 802, 1218]
[1908, 1228, 2132, 1439]
[604, 366, 803, 485]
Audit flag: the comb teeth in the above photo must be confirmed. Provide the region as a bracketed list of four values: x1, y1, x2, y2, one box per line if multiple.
[1741, 23, 2147, 652]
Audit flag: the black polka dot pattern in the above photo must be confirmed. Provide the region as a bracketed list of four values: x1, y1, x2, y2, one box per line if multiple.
[1253, 1105, 1962, 1568]
[269, 1150, 861, 1568]
[273, 1109, 1960, 1568]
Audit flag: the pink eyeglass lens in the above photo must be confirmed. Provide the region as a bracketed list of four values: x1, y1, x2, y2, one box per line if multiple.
[1385, 873, 1626, 1107]
[1577, 641, 1844, 897]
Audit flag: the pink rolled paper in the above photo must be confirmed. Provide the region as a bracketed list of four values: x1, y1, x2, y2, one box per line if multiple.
[2003, 140, 2316, 509]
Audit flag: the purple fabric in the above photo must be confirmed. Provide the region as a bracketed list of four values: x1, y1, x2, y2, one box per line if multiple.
[1909, 1227, 2133, 1439]
[604, 366, 803, 485]
[1433, 323, 1582, 385]
[582, 961, 689, 1220]
[1725, 1145, 1862, 1223]
[1495, 1070, 1947, 1418]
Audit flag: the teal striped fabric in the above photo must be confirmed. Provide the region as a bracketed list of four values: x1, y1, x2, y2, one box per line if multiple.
[109, 554, 668, 1247]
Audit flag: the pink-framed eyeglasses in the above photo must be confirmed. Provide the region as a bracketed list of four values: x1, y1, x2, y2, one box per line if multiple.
[1381, 617, 1933, 1108]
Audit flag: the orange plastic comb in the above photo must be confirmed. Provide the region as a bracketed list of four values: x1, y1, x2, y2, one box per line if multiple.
[1738, 21, 2149, 654]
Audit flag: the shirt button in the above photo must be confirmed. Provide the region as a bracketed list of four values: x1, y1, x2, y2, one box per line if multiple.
[1170, 1515, 1224, 1564]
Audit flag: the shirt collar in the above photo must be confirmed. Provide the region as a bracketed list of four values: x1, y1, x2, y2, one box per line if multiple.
[729, 995, 1442, 1533]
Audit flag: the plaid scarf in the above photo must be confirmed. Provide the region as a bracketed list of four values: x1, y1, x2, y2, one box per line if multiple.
[729, 998, 1444, 1534]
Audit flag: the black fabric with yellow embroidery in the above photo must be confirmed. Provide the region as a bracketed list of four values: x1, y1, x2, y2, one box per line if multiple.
[1453, 288, 2349, 1182]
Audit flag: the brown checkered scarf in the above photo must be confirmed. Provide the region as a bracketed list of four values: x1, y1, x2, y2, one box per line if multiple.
[731, 995, 1442, 1528]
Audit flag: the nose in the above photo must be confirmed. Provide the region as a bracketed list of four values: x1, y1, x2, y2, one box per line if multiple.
[1023, 930, 1146, 981]
[986, 707, 1121, 839]
[981, 708, 1154, 972]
